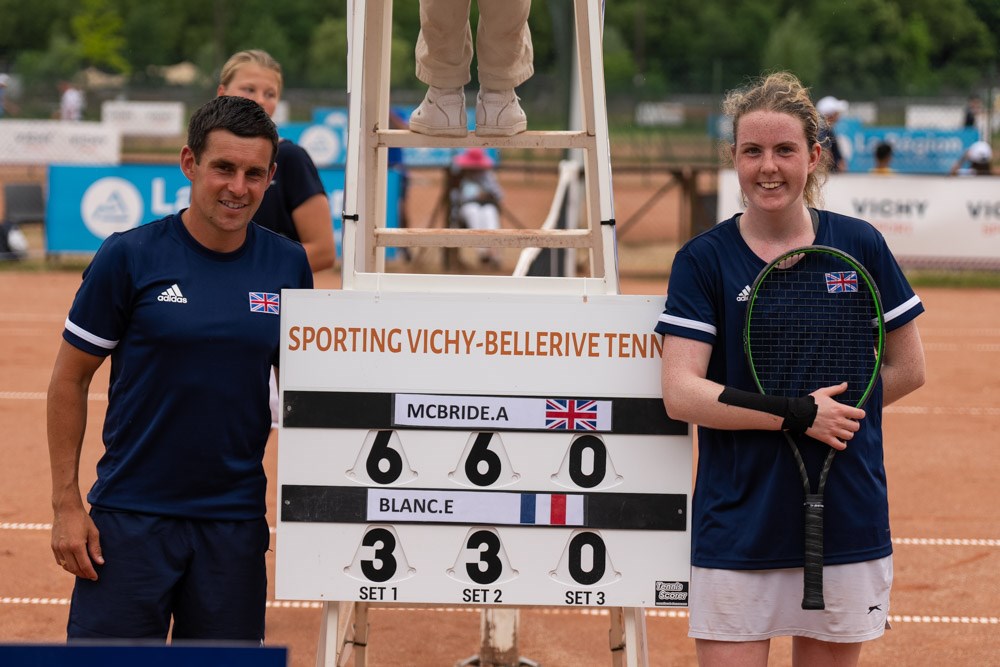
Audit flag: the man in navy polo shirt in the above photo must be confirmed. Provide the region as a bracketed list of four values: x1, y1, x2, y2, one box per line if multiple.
[47, 96, 313, 641]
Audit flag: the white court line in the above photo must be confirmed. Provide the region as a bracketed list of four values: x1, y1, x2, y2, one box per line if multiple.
[2, 328, 62, 336]
[920, 328, 1000, 337]
[0, 314, 63, 322]
[3, 524, 996, 547]
[885, 405, 1000, 417]
[0, 392, 106, 401]
[923, 342, 1000, 352]
[0, 597, 995, 625]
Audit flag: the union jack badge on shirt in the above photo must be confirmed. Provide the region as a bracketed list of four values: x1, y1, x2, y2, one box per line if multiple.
[825, 271, 858, 293]
[249, 292, 280, 315]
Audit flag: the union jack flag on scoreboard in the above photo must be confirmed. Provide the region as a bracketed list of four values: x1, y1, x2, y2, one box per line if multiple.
[825, 271, 858, 293]
[249, 292, 280, 315]
[545, 399, 599, 430]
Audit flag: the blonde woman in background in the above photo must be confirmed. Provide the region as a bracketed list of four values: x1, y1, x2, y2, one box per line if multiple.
[218, 50, 335, 428]
[218, 49, 335, 272]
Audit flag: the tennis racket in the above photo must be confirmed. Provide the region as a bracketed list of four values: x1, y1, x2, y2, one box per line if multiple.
[744, 245, 885, 610]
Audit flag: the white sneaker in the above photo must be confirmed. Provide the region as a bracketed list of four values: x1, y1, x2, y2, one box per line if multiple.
[409, 86, 468, 137]
[475, 89, 527, 137]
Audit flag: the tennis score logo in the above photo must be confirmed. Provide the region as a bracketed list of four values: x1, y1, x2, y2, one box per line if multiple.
[654, 581, 689, 607]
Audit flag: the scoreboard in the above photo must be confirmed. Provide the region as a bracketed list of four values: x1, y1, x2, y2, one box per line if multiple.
[276, 290, 691, 609]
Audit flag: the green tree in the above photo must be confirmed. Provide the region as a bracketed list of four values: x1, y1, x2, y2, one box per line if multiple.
[761, 10, 822, 87]
[71, 0, 130, 74]
[603, 25, 637, 93]
[14, 33, 82, 84]
[896, 15, 934, 95]
[119, 0, 195, 81]
[0, 0, 75, 62]
[807, 0, 907, 97]
[306, 18, 349, 89]
[901, 0, 995, 92]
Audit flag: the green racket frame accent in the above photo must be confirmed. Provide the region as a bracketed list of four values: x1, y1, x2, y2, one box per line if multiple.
[744, 245, 886, 409]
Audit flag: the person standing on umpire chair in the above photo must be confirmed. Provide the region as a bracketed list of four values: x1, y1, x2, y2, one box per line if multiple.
[47, 96, 313, 641]
[409, 0, 533, 137]
[656, 72, 925, 666]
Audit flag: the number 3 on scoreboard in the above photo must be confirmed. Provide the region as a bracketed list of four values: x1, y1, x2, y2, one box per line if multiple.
[448, 528, 518, 587]
[345, 525, 414, 585]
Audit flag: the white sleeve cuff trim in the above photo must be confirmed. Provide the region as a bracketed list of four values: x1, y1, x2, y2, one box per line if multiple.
[65, 318, 118, 350]
[659, 314, 717, 336]
[884, 295, 922, 324]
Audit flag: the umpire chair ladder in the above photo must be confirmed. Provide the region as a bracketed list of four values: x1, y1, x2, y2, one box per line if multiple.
[317, 2, 646, 666]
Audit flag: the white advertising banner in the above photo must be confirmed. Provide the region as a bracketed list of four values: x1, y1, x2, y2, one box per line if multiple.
[719, 169, 1000, 266]
[0, 120, 120, 165]
[101, 101, 185, 137]
[276, 290, 692, 609]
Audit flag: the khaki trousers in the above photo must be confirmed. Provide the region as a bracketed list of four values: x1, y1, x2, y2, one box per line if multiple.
[415, 0, 533, 90]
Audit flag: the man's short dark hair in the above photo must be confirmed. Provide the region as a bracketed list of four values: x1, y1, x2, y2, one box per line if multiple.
[187, 96, 279, 164]
[875, 142, 893, 161]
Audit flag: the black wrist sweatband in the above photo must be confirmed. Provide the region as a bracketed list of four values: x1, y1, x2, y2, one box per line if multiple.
[718, 387, 818, 434]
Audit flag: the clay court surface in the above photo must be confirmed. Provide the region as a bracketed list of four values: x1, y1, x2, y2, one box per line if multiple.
[1, 170, 998, 665]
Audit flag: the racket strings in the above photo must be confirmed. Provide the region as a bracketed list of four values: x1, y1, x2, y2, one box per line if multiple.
[747, 255, 880, 409]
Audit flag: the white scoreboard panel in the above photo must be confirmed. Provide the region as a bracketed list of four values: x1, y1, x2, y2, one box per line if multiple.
[276, 290, 692, 609]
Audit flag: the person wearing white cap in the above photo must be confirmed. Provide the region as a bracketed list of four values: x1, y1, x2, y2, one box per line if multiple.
[817, 96, 848, 172]
[950, 140, 993, 176]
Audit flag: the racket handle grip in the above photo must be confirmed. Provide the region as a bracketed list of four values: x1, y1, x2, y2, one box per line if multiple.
[802, 493, 826, 610]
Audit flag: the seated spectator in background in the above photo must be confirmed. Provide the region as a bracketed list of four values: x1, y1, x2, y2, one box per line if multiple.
[451, 148, 503, 268]
[871, 142, 894, 174]
[817, 96, 848, 172]
[964, 95, 984, 136]
[950, 141, 993, 176]
[0, 219, 29, 260]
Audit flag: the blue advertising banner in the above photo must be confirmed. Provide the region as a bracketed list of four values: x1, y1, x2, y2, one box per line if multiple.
[836, 119, 978, 174]
[710, 114, 979, 175]
[46, 164, 400, 259]
[279, 122, 348, 168]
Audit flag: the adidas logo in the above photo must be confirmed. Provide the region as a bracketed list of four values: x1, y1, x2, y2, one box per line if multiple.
[736, 285, 751, 302]
[157, 283, 188, 304]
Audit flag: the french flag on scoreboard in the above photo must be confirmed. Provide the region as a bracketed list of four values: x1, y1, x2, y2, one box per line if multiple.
[519, 493, 584, 526]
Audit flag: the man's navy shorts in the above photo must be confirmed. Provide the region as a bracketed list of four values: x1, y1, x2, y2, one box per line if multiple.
[67, 508, 270, 641]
